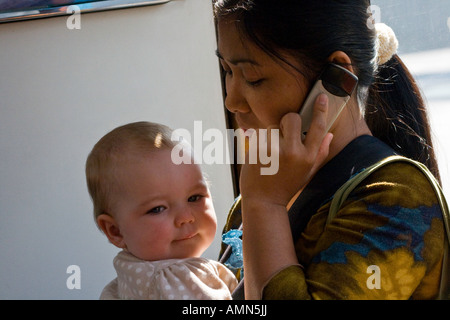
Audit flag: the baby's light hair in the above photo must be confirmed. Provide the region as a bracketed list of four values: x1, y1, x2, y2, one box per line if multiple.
[85, 121, 176, 228]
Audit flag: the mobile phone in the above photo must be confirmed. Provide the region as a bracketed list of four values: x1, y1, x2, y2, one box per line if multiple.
[298, 63, 358, 140]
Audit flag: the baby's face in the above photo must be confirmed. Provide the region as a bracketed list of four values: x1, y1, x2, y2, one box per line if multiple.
[111, 149, 217, 261]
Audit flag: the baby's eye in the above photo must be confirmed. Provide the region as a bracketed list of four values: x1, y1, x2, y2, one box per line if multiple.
[188, 195, 203, 202]
[147, 206, 165, 215]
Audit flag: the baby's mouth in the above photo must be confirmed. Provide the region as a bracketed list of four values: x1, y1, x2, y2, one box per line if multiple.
[174, 233, 198, 242]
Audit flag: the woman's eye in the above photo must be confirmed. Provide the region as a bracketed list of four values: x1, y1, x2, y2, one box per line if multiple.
[188, 195, 203, 202]
[220, 62, 232, 76]
[223, 68, 232, 76]
[147, 206, 165, 215]
[246, 79, 264, 87]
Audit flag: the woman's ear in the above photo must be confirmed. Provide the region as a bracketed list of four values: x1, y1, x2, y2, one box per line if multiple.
[327, 51, 355, 74]
[97, 214, 126, 249]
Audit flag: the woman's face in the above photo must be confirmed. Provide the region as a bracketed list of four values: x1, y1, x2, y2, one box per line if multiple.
[216, 20, 311, 131]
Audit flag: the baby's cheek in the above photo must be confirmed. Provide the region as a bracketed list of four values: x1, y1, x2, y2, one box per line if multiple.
[205, 216, 219, 248]
[131, 225, 173, 261]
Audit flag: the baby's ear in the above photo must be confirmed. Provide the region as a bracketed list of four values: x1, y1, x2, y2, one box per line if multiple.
[97, 214, 126, 249]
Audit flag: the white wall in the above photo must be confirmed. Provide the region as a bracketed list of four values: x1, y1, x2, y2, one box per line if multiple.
[0, 0, 235, 299]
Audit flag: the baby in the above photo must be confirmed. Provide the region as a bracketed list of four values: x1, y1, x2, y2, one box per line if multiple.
[85, 121, 237, 299]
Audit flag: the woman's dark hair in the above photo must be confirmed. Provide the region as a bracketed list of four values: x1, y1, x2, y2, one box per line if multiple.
[213, 0, 441, 182]
[366, 55, 439, 182]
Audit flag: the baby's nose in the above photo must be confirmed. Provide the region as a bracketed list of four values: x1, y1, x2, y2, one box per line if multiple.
[174, 208, 195, 227]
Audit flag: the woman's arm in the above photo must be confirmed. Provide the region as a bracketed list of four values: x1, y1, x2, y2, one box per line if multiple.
[241, 201, 297, 299]
[239, 95, 333, 299]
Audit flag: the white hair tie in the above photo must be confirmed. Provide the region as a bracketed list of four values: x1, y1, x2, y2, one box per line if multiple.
[375, 23, 399, 65]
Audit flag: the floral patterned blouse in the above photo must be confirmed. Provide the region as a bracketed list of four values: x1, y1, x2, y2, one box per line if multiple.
[220, 135, 449, 300]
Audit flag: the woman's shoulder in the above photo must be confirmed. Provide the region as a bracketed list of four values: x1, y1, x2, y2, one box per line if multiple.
[353, 159, 442, 209]
[329, 160, 446, 238]
[301, 160, 447, 299]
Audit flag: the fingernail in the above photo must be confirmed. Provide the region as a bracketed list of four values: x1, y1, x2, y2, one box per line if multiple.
[318, 94, 328, 106]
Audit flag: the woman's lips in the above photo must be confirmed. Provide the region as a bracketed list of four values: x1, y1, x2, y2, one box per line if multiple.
[236, 121, 257, 135]
[235, 115, 252, 131]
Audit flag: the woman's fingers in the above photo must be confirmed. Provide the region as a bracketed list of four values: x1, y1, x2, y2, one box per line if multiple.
[279, 112, 303, 144]
[313, 132, 333, 171]
[303, 93, 329, 151]
[279, 93, 329, 156]
[240, 94, 333, 206]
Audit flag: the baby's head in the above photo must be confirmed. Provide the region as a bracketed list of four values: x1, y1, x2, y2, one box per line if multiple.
[86, 122, 217, 261]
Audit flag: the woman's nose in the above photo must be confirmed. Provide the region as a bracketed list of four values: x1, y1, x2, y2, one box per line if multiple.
[224, 79, 250, 114]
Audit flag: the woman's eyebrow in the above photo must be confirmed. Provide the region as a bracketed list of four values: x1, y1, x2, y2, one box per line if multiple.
[215, 49, 261, 66]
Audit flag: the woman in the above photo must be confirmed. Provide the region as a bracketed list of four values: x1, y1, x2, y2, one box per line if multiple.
[214, 0, 449, 299]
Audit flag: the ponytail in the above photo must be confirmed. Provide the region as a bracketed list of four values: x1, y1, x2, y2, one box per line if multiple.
[365, 54, 441, 183]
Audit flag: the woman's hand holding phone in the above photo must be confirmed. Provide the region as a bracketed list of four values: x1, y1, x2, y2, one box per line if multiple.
[240, 93, 333, 209]
[240, 63, 358, 208]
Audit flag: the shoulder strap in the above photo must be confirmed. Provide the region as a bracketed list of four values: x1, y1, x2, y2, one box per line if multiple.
[326, 155, 450, 299]
[289, 135, 397, 242]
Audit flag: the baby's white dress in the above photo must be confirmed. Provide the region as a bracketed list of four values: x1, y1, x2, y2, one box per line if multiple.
[100, 250, 238, 300]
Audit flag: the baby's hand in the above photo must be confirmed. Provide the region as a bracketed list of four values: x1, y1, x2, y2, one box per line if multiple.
[240, 94, 333, 207]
